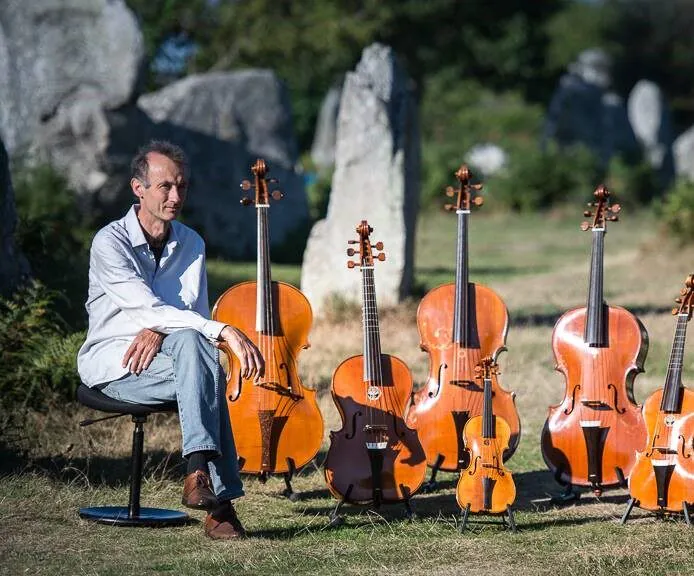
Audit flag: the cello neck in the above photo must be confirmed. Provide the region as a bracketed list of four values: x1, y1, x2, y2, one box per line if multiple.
[256, 204, 275, 334]
[453, 209, 471, 346]
[361, 265, 383, 384]
[584, 228, 607, 346]
[661, 314, 689, 413]
[482, 375, 494, 439]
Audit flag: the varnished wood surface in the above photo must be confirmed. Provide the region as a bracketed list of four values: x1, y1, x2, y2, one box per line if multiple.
[407, 282, 519, 471]
[628, 388, 694, 511]
[541, 306, 648, 489]
[325, 354, 427, 504]
[213, 281, 324, 475]
[456, 415, 516, 514]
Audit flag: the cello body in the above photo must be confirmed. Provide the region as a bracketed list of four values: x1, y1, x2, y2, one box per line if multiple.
[325, 354, 427, 504]
[213, 281, 323, 475]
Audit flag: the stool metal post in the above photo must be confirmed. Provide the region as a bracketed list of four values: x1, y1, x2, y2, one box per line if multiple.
[128, 416, 146, 519]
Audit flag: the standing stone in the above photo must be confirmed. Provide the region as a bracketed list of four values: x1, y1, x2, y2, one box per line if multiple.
[137, 71, 309, 258]
[301, 44, 420, 315]
[627, 80, 675, 188]
[0, 0, 145, 193]
[543, 48, 640, 166]
[674, 126, 694, 182]
[310, 82, 342, 172]
[0, 136, 29, 296]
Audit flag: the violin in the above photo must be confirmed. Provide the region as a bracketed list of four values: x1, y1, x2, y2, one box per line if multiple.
[212, 159, 324, 495]
[626, 275, 694, 515]
[407, 165, 519, 487]
[456, 357, 516, 528]
[541, 185, 647, 495]
[324, 221, 427, 508]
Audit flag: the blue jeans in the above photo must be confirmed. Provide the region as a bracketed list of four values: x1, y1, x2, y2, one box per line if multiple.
[100, 329, 244, 502]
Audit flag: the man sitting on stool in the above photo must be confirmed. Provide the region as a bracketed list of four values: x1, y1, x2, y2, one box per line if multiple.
[77, 140, 263, 540]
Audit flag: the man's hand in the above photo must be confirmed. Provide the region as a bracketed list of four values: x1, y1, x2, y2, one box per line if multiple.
[218, 326, 265, 382]
[122, 328, 165, 375]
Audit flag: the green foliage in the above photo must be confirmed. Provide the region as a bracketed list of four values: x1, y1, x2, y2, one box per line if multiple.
[659, 178, 694, 243]
[488, 143, 600, 212]
[0, 282, 84, 411]
[12, 164, 92, 329]
[604, 156, 660, 208]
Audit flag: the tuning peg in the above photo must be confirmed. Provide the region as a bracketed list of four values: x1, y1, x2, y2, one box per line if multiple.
[347, 248, 356, 256]
[608, 215, 619, 222]
[675, 297, 683, 303]
[240, 197, 253, 206]
[473, 196, 484, 206]
[682, 288, 688, 295]
[348, 240, 359, 245]
[375, 242, 384, 250]
[240, 180, 252, 191]
[584, 211, 593, 217]
[471, 183, 483, 191]
[673, 307, 680, 315]
[271, 190, 283, 201]
[611, 204, 621, 213]
[580, 222, 591, 231]
[444, 204, 456, 212]
[445, 186, 455, 197]
[347, 261, 357, 269]
[376, 253, 386, 262]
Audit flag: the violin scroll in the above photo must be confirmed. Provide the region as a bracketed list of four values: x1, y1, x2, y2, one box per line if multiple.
[444, 165, 484, 212]
[346, 220, 386, 269]
[239, 158, 282, 207]
[672, 274, 694, 317]
[581, 184, 621, 231]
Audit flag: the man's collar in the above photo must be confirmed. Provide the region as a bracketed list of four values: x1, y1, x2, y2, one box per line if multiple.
[125, 204, 180, 249]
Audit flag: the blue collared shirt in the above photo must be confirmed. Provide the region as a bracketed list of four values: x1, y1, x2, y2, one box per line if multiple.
[77, 205, 227, 386]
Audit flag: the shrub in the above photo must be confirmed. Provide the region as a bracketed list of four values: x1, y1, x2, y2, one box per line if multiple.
[659, 178, 694, 243]
[604, 156, 660, 208]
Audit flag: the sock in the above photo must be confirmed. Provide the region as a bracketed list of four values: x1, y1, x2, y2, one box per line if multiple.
[186, 451, 209, 475]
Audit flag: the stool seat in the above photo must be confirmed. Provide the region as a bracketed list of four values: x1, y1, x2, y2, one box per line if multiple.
[77, 384, 177, 415]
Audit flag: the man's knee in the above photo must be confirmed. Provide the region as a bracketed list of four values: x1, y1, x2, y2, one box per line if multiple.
[166, 329, 213, 354]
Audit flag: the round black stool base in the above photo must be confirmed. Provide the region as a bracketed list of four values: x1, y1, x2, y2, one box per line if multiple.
[79, 506, 190, 527]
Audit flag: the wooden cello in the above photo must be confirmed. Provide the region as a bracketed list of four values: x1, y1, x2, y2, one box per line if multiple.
[541, 184, 647, 497]
[407, 165, 519, 489]
[212, 159, 324, 497]
[623, 275, 694, 523]
[456, 356, 516, 531]
[324, 221, 427, 517]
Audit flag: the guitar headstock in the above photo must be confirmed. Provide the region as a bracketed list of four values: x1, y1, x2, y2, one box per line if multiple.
[673, 274, 694, 318]
[444, 165, 484, 213]
[474, 356, 499, 381]
[346, 220, 385, 269]
[581, 184, 621, 232]
[240, 158, 283, 207]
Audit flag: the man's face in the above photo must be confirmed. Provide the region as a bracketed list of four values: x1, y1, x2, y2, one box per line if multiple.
[132, 152, 187, 223]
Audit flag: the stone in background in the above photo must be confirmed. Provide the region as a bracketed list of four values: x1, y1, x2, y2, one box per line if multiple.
[310, 82, 342, 173]
[301, 44, 420, 315]
[674, 126, 694, 182]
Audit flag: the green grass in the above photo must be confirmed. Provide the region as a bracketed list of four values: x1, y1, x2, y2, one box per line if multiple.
[3, 208, 694, 575]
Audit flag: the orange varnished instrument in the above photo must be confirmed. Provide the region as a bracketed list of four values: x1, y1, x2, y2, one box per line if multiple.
[407, 166, 519, 489]
[324, 221, 426, 518]
[456, 357, 516, 531]
[212, 159, 323, 497]
[541, 185, 647, 497]
[623, 275, 694, 524]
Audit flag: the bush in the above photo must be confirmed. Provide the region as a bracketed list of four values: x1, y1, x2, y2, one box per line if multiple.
[604, 156, 660, 208]
[659, 178, 694, 243]
[0, 282, 84, 411]
[488, 144, 600, 212]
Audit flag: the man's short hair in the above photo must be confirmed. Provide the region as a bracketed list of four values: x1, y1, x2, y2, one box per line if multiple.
[131, 140, 188, 187]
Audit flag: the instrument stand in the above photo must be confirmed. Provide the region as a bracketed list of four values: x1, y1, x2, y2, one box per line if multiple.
[459, 504, 517, 533]
[550, 484, 580, 505]
[421, 455, 444, 493]
[280, 459, 300, 502]
[620, 498, 693, 527]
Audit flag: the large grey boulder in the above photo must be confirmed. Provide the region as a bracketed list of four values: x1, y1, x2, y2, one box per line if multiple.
[0, 136, 29, 296]
[310, 83, 342, 172]
[674, 126, 694, 182]
[137, 71, 309, 258]
[543, 49, 640, 166]
[301, 44, 420, 315]
[627, 80, 675, 187]
[0, 0, 144, 193]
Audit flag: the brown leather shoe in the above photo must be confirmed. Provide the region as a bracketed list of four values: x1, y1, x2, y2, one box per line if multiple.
[204, 502, 246, 540]
[181, 470, 218, 510]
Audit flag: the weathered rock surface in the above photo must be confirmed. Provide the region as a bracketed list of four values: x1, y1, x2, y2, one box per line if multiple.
[0, 0, 144, 193]
[301, 44, 420, 315]
[310, 83, 342, 172]
[543, 48, 640, 166]
[137, 71, 309, 257]
[674, 126, 694, 182]
[0, 136, 29, 295]
[627, 80, 675, 187]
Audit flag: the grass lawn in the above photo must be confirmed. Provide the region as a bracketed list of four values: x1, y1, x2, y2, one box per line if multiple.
[3, 207, 694, 575]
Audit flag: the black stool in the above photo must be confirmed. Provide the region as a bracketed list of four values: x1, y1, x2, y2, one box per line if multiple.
[77, 383, 190, 527]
